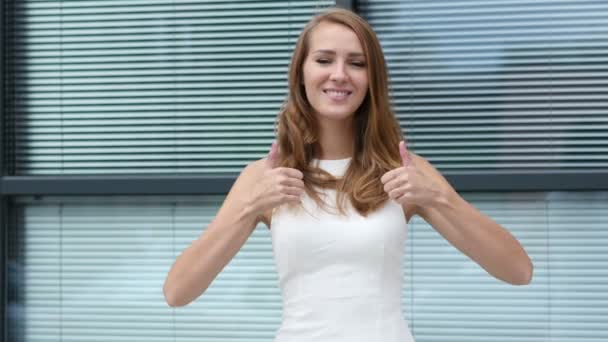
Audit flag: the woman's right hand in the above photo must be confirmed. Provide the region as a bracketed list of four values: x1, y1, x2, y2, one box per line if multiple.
[247, 141, 305, 217]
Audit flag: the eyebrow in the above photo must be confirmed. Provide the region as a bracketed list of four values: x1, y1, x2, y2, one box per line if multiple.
[312, 49, 365, 57]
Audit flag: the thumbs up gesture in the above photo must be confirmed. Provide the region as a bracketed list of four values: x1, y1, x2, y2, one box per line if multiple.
[249, 141, 305, 216]
[380, 141, 440, 208]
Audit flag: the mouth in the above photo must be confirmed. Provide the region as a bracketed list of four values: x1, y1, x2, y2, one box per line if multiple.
[323, 89, 352, 101]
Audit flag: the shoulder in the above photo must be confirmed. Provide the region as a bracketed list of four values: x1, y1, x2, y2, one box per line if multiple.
[235, 157, 268, 184]
[240, 158, 274, 227]
[242, 158, 267, 176]
[217, 157, 270, 226]
[225, 158, 267, 207]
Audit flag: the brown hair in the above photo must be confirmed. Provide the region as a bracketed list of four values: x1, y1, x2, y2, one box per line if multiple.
[276, 7, 404, 216]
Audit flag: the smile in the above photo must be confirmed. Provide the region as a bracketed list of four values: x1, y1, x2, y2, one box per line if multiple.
[324, 89, 352, 100]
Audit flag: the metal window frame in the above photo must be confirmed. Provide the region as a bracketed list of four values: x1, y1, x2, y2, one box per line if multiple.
[1, 171, 608, 196]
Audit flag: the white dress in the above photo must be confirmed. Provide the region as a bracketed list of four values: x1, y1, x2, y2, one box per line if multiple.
[271, 158, 415, 342]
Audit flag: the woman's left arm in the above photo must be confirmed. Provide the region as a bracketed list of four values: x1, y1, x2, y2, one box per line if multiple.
[382, 145, 533, 285]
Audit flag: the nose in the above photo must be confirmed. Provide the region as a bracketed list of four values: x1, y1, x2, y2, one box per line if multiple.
[329, 61, 348, 82]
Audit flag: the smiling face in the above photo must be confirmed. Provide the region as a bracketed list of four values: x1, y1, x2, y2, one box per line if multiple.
[302, 22, 369, 124]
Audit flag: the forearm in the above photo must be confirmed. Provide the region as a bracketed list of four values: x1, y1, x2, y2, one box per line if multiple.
[425, 188, 533, 285]
[163, 199, 259, 307]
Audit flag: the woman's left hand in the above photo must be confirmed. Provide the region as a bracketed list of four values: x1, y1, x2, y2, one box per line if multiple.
[381, 141, 444, 208]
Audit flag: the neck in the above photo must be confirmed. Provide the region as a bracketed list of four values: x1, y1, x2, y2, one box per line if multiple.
[316, 117, 354, 160]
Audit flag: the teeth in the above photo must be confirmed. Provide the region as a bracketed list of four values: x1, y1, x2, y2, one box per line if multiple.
[326, 90, 349, 97]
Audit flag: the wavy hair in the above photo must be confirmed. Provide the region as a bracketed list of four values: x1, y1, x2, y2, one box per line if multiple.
[276, 8, 404, 217]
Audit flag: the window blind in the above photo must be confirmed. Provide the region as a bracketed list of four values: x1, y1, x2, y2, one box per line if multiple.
[7, 0, 334, 175]
[8, 192, 608, 341]
[8, 196, 281, 342]
[360, 0, 608, 172]
[403, 191, 608, 342]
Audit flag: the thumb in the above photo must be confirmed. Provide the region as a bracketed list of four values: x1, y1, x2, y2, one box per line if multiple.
[266, 140, 278, 169]
[399, 141, 411, 167]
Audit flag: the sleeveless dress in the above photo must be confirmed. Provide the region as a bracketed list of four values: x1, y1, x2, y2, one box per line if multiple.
[270, 157, 416, 342]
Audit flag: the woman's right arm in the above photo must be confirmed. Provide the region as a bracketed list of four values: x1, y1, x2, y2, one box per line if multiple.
[163, 145, 304, 307]
[162, 160, 263, 307]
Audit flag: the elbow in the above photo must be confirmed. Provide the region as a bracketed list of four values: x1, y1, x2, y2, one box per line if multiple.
[511, 257, 534, 286]
[163, 281, 187, 308]
[163, 276, 205, 307]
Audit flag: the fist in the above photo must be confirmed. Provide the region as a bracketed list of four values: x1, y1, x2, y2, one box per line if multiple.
[250, 141, 305, 215]
[380, 141, 440, 208]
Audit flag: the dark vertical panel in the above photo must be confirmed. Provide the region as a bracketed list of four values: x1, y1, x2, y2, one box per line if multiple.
[0, 199, 5, 342]
[2, 1, 22, 340]
[1, 0, 17, 178]
[1, 0, 6, 339]
[2, 199, 23, 342]
[336, 0, 357, 11]
[0, 0, 4, 178]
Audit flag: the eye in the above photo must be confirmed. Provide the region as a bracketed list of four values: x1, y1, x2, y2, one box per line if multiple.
[316, 58, 332, 65]
[351, 60, 366, 68]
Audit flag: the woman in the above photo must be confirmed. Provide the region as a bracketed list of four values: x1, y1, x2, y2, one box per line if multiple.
[163, 8, 533, 342]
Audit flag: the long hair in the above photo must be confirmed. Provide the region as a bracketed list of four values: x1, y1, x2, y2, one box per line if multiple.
[276, 8, 404, 217]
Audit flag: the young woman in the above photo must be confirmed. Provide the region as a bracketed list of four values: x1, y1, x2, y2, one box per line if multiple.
[163, 8, 533, 342]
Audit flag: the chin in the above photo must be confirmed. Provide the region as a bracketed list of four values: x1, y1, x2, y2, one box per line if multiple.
[315, 106, 359, 120]
[316, 111, 356, 121]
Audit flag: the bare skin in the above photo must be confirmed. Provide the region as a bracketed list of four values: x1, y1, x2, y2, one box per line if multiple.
[162, 142, 304, 307]
[381, 142, 533, 285]
[162, 21, 533, 308]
